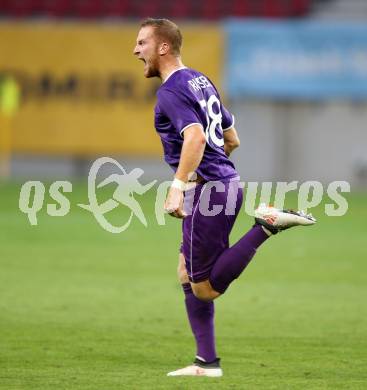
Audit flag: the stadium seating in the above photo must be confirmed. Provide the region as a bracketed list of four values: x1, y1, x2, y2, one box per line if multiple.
[72, 0, 104, 18]
[0, 0, 311, 19]
[34, 0, 72, 17]
[103, 0, 130, 17]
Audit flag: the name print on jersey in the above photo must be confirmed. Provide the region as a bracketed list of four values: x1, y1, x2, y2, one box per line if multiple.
[188, 76, 212, 91]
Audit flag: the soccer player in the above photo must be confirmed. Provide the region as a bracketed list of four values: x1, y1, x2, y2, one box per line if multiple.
[134, 18, 316, 377]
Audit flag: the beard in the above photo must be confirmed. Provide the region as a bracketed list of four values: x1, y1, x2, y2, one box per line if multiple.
[144, 54, 161, 78]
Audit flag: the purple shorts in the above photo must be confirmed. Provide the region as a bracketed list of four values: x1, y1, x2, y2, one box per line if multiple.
[180, 179, 243, 283]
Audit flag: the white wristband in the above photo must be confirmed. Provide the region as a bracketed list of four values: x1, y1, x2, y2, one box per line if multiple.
[171, 178, 186, 191]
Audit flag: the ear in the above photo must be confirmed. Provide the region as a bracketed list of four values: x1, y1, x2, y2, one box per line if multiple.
[158, 42, 169, 55]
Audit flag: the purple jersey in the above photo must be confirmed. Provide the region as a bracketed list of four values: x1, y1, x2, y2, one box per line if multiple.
[154, 67, 238, 181]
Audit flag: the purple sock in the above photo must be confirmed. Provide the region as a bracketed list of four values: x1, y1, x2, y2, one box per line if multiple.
[182, 283, 217, 362]
[209, 224, 269, 294]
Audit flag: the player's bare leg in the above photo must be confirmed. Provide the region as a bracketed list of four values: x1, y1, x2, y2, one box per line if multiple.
[177, 252, 189, 284]
[191, 280, 221, 302]
[178, 254, 220, 301]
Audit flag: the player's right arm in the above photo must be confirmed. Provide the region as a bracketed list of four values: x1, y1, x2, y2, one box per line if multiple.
[175, 124, 206, 182]
[164, 124, 206, 219]
[223, 127, 240, 157]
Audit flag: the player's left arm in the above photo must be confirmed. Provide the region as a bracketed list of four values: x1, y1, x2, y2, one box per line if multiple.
[164, 124, 206, 219]
[223, 126, 240, 157]
[220, 98, 239, 157]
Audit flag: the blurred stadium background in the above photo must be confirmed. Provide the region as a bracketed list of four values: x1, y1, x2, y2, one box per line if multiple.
[0, 0, 367, 186]
[1, 1, 367, 389]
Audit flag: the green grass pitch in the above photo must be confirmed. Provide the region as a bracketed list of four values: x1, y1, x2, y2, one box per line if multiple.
[1, 181, 366, 389]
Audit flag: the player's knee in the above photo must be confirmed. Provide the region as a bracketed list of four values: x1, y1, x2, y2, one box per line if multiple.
[191, 281, 220, 302]
[192, 289, 214, 302]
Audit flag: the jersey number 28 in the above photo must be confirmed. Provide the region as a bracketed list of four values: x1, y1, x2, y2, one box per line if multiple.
[199, 95, 224, 147]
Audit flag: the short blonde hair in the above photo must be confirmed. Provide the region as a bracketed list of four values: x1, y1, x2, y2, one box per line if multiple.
[140, 18, 182, 56]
